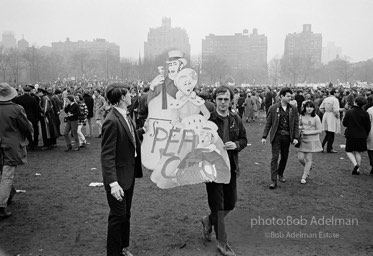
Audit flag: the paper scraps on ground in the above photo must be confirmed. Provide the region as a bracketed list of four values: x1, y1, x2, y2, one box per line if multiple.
[88, 182, 104, 187]
[90, 168, 97, 170]
[247, 144, 252, 146]
[35, 173, 41, 176]
[16, 190, 26, 193]
[340, 157, 345, 160]
[254, 162, 260, 165]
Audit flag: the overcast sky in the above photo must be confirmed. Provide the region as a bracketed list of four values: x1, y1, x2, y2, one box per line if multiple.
[1, 0, 372, 62]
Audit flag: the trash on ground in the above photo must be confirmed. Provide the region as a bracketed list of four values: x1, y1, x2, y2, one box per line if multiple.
[88, 182, 104, 187]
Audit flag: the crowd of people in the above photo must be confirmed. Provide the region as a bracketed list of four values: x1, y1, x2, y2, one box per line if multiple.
[1, 63, 373, 255]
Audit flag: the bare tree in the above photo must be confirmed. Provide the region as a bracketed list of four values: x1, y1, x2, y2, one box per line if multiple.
[0, 46, 8, 82]
[268, 58, 281, 85]
[7, 48, 23, 83]
[72, 49, 89, 77]
[202, 55, 230, 84]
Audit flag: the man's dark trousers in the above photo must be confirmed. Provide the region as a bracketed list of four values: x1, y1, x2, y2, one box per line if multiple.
[322, 131, 335, 152]
[271, 134, 291, 181]
[206, 172, 237, 243]
[106, 181, 134, 256]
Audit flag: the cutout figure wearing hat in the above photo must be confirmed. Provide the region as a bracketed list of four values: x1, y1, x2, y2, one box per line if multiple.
[169, 68, 210, 129]
[147, 49, 187, 111]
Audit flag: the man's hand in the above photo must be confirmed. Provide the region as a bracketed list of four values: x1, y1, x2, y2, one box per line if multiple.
[143, 119, 150, 133]
[223, 141, 237, 150]
[111, 184, 124, 202]
[261, 138, 266, 144]
[292, 139, 299, 146]
[150, 74, 165, 90]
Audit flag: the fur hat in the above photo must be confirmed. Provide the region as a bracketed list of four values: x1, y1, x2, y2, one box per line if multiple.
[0, 83, 18, 102]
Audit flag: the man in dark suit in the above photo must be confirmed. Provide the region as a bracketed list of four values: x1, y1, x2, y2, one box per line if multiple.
[262, 87, 299, 189]
[101, 83, 145, 256]
[13, 85, 41, 150]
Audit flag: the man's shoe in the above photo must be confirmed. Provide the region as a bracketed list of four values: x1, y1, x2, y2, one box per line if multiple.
[0, 207, 12, 219]
[301, 178, 306, 184]
[278, 176, 286, 182]
[269, 181, 277, 189]
[201, 215, 212, 241]
[122, 248, 134, 256]
[217, 242, 236, 256]
[64, 146, 72, 152]
[327, 150, 338, 153]
[352, 165, 360, 175]
[72, 147, 80, 151]
[7, 187, 16, 205]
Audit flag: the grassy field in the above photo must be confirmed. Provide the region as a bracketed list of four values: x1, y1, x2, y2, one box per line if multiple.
[1, 112, 372, 256]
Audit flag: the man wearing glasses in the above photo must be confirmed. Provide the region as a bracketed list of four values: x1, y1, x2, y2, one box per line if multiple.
[201, 85, 247, 256]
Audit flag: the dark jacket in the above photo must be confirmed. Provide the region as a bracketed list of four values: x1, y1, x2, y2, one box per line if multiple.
[209, 111, 247, 176]
[262, 102, 300, 143]
[342, 106, 371, 138]
[0, 101, 33, 165]
[83, 93, 94, 118]
[13, 93, 41, 123]
[101, 108, 143, 191]
[64, 102, 80, 121]
[137, 93, 148, 117]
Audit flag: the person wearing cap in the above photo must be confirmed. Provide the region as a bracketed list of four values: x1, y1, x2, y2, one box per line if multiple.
[0, 83, 33, 219]
[101, 83, 146, 256]
[13, 85, 42, 150]
[201, 85, 247, 256]
[147, 49, 187, 108]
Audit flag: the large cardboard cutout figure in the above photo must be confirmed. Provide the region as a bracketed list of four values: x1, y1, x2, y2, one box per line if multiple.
[141, 51, 230, 188]
[141, 50, 185, 169]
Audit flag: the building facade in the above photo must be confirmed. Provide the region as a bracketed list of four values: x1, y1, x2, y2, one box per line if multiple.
[201, 29, 268, 72]
[284, 24, 322, 64]
[1, 31, 17, 50]
[144, 17, 191, 61]
[322, 41, 343, 64]
[17, 36, 29, 51]
[51, 38, 120, 60]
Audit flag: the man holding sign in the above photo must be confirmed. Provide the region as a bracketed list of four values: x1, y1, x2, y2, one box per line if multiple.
[201, 85, 247, 256]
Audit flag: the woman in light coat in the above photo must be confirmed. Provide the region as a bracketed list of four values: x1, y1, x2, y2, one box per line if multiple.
[319, 89, 341, 153]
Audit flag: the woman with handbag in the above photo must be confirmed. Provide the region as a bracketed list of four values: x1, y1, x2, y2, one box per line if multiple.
[297, 101, 323, 184]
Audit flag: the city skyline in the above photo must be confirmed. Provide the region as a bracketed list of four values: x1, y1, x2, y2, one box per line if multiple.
[1, 0, 372, 62]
